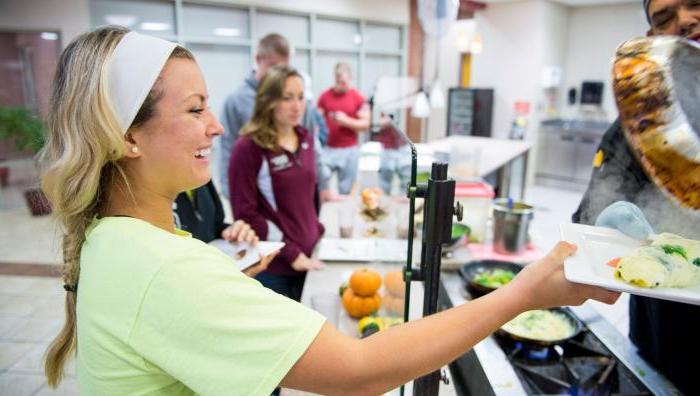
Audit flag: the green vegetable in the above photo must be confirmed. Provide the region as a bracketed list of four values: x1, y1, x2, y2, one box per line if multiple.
[451, 223, 471, 239]
[473, 269, 515, 288]
[693, 258, 700, 267]
[360, 322, 381, 338]
[661, 245, 688, 260]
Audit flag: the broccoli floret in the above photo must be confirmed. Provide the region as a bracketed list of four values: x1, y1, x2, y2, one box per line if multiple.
[661, 245, 688, 260]
[693, 258, 700, 267]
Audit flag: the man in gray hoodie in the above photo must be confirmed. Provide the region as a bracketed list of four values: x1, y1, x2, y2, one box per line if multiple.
[218, 33, 329, 199]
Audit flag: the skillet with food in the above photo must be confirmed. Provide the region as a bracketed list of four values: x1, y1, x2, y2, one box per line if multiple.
[496, 308, 583, 348]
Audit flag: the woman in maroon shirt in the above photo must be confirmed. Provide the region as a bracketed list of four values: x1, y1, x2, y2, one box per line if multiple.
[228, 65, 324, 301]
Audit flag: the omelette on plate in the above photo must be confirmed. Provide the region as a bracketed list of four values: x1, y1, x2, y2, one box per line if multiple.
[613, 233, 700, 288]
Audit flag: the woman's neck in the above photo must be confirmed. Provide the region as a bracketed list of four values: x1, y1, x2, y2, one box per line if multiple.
[101, 177, 176, 234]
[276, 124, 298, 152]
[276, 123, 296, 138]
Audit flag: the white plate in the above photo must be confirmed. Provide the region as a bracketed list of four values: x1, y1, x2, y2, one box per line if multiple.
[318, 238, 408, 262]
[209, 239, 284, 271]
[560, 223, 700, 306]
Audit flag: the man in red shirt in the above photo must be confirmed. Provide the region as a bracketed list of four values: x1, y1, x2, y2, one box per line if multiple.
[317, 62, 370, 194]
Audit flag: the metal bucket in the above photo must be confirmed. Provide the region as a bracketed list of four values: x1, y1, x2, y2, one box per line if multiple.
[492, 199, 533, 255]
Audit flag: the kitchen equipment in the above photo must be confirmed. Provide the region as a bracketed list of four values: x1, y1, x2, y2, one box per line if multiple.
[496, 308, 583, 348]
[458, 260, 522, 297]
[446, 88, 494, 137]
[494, 327, 650, 395]
[454, 181, 494, 242]
[446, 272, 670, 395]
[492, 198, 534, 255]
[613, 36, 700, 210]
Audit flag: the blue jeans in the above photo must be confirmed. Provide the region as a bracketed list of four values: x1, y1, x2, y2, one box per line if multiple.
[379, 145, 412, 195]
[255, 272, 307, 302]
[323, 146, 360, 194]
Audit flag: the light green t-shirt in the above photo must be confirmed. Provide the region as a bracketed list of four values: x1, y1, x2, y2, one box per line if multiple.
[76, 217, 325, 395]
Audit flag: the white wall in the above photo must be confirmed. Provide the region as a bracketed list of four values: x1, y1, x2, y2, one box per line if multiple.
[0, 0, 91, 48]
[559, 3, 647, 121]
[470, 0, 570, 140]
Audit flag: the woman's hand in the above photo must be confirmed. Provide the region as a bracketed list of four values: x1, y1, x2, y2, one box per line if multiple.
[242, 251, 278, 278]
[221, 220, 259, 245]
[506, 242, 620, 310]
[291, 253, 325, 272]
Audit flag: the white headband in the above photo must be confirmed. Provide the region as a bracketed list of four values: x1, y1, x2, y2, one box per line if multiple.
[106, 31, 176, 133]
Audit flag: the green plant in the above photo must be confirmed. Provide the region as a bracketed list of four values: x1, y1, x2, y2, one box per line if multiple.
[0, 106, 45, 153]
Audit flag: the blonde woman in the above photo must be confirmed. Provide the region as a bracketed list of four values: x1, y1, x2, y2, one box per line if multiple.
[229, 65, 325, 302]
[42, 26, 619, 395]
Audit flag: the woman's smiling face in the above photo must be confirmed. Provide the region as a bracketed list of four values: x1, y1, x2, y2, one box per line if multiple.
[127, 58, 223, 197]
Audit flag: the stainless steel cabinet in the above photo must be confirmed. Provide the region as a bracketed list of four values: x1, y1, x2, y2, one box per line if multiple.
[536, 122, 605, 185]
[536, 131, 577, 180]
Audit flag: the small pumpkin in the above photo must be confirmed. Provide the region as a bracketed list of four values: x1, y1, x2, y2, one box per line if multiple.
[342, 288, 381, 318]
[384, 270, 406, 298]
[349, 268, 382, 297]
[382, 292, 405, 316]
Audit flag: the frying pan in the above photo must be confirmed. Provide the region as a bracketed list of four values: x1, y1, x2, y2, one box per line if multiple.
[458, 260, 522, 298]
[613, 36, 700, 210]
[496, 307, 583, 348]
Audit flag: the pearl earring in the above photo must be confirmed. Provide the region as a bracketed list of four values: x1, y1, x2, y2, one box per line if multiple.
[131, 147, 138, 153]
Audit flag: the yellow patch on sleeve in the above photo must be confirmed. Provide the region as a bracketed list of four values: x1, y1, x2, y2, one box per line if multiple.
[592, 150, 604, 168]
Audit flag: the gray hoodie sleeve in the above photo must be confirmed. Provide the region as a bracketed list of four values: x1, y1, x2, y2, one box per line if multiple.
[219, 97, 242, 199]
[303, 102, 330, 191]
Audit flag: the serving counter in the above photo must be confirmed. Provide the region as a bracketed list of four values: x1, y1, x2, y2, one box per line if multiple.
[299, 262, 458, 395]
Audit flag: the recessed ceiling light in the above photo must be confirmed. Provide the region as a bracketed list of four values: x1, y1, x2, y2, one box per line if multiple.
[140, 22, 171, 32]
[40, 32, 58, 41]
[213, 28, 240, 37]
[104, 14, 137, 27]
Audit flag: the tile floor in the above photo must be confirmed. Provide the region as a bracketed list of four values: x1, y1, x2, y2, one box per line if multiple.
[0, 159, 630, 395]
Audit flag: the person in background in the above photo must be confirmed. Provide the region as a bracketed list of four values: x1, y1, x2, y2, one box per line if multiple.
[229, 65, 325, 302]
[375, 113, 412, 195]
[218, 33, 329, 200]
[317, 62, 370, 195]
[41, 26, 618, 396]
[173, 181, 272, 278]
[572, 0, 700, 392]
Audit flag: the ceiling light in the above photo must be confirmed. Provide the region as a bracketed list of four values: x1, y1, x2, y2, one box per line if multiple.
[214, 28, 240, 37]
[40, 32, 58, 41]
[104, 14, 137, 27]
[412, 91, 431, 118]
[429, 81, 445, 109]
[140, 22, 171, 32]
[471, 32, 483, 54]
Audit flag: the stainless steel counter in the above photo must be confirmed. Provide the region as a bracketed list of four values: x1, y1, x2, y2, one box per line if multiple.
[299, 255, 679, 395]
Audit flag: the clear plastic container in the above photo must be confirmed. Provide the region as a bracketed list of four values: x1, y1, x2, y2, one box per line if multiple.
[454, 182, 495, 243]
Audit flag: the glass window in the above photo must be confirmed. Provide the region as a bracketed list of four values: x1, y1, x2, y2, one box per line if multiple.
[292, 49, 310, 75]
[256, 12, 309, 45]
[362, 55, 402, 97]
[186, 44, 251, 118]
[365, 24, 402, 52]
[182, 3, 249, 40]
[314, 51, 360, 98]
[91, 0, 176, 39]
[315, 18, 360, 50]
